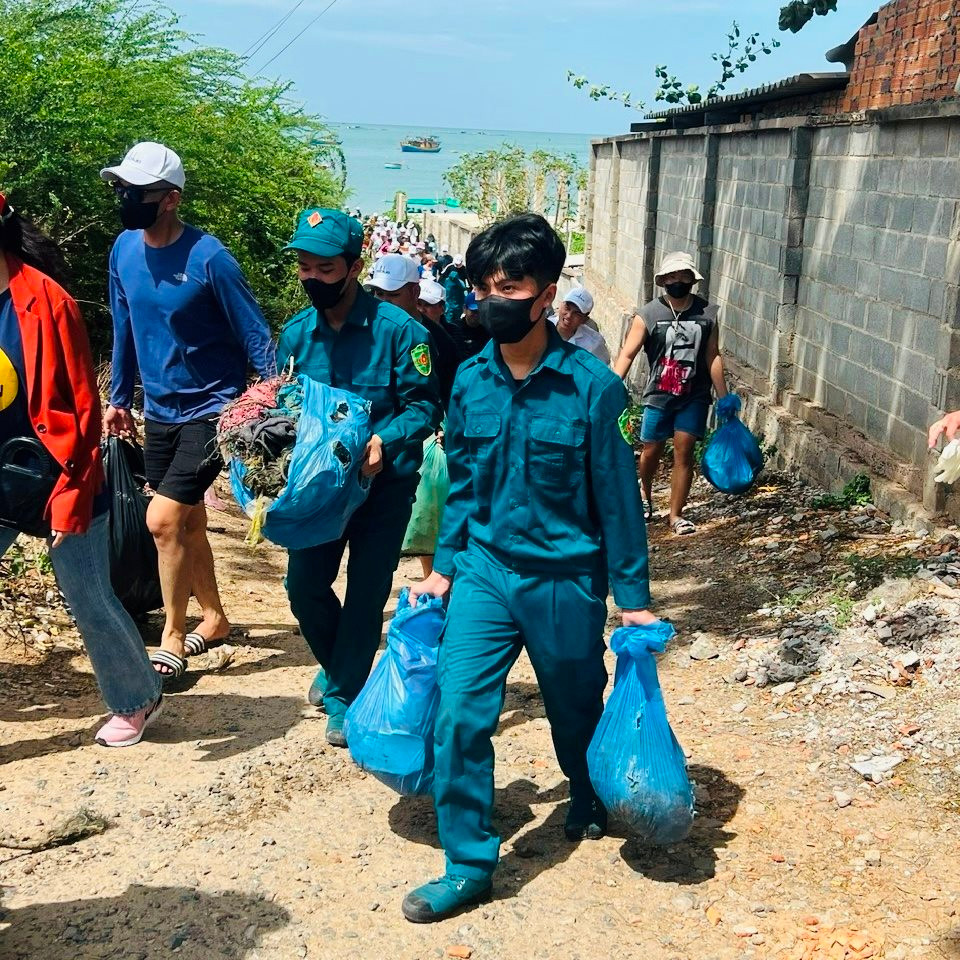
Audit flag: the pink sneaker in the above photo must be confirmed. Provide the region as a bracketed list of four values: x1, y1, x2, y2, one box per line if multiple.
[95, 695, 163, 747]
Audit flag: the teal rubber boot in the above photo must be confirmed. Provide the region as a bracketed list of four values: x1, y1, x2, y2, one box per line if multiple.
[564, 788, 608, 841]
[325, 711, 347, 748]
[307, 668, 327, 709]
[402, 875, 492, 923]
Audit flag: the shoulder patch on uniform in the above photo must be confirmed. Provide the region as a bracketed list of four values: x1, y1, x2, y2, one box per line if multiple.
[618, 407, 641, 445]
[411, 343, 432, 376]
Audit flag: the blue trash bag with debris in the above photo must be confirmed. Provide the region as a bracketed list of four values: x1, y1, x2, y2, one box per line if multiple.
[229, 376, 372, 550]
[701, 393, 764, 496]
[587, 621, 695, 845]
[344, 588, 446, 796]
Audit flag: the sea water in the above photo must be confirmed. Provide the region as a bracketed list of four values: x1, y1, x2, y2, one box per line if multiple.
[330, 121, 595, 216]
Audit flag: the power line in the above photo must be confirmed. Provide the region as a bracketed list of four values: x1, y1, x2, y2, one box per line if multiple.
[251, 0, 343, 74]
[241, 0, 308, 61]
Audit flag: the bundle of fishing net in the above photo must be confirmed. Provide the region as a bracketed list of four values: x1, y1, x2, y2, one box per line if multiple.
[218, 373, 373, 548]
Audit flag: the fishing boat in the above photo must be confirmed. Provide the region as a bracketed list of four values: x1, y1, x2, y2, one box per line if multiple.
[401, 135, 441, 154]
[384, 162, 402, 170]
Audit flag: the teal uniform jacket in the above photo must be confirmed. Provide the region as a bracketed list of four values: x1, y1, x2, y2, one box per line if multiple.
[434, 323, 651, 609]
[277, 284, 442, 480]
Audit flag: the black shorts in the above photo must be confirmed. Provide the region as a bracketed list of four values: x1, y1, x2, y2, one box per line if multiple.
[144, 418, 224, 506]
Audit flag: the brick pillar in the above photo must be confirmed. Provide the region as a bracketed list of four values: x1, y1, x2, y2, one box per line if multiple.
[771, 126, 813, 404]
[638, 138, 661, 307]
[698, 134, 720, 303]
[606, 140, 623, 283]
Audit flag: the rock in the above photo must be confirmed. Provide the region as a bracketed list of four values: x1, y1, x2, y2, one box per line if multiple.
[689, 637, 719, 661]
[894, 651, 921, 670]
[771, 681, 797, 697]
[877, 625, 894, 641]
[733, 924, 759, 938]
[850, 755, 904, 782]
[671, 893, 699, 913]
[802, 551, 822, 566]
[862, 605, 878, 624]
[834, 790, 853, 809]
[731, 702, 749, 714]
[865, 849, 882, 867]
[446, 947, 473, 959]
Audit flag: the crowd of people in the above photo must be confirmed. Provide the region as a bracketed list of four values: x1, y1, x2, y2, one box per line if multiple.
[9, 137, 951, 923]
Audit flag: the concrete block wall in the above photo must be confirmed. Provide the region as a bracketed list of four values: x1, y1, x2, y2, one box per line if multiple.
[614, 140, 651, 310]
[792, 119, 955, 476]
[589, 144, 617, 285]
[655, 136, 707, 268]
[584, 103, 960, 517]
[711, 130, 793, 386]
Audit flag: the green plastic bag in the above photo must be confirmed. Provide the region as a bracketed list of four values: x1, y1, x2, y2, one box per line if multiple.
[402, 436, 450, 556]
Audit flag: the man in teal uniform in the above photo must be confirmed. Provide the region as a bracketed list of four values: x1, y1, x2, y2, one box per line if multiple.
[277, 209, 442, 746]
[403, 213, 659, 922]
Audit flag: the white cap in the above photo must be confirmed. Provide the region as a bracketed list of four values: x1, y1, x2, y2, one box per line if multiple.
[100, 141, 185, 189]
[418, 279, 446, 305]
[365, 253, 421, 292]
[453, 253, 464, 266]
[655, 251, 704, 284]
[563, 286, 594, 315]
[441, 245, 449, 254]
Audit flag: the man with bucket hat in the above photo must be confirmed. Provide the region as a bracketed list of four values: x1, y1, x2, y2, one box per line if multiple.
[614, 251, 728, 535]
[277, 208, 442, 746]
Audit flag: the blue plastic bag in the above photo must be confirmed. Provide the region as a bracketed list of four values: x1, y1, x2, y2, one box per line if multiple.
[701, 394, 764, 496]
[229, 376, 372, 549]
[344, 588, 446, 796]
[587, 622, 695, 845]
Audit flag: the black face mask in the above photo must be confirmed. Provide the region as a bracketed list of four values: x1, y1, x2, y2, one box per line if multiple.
[664, 281, 694, 300]
[119, 197, 162, 231]
[476, 293, 543, 344]
[302, 276, 349, 312]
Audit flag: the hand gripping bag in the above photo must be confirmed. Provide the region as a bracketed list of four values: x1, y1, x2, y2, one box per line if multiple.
[701, 393, 764, 496]
[229, 376, 372, 550]
[344, 588, 446, 796]
[102, 437, 164, 617]
[587, 622, 694, 844]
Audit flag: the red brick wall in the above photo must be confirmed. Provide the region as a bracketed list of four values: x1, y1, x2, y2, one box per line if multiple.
[842, 0, 959, 112]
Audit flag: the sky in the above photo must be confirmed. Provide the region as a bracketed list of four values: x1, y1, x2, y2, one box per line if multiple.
[171, 0, 880, 135]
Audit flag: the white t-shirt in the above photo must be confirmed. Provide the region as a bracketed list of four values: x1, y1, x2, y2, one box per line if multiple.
[551, 317, 611, 365]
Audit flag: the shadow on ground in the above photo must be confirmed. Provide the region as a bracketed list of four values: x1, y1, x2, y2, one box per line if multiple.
[618, 764, 743, 884]
[0, 884, 290, 960]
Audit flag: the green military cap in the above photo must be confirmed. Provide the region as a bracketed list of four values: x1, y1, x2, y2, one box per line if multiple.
[285, 208, 364, 258]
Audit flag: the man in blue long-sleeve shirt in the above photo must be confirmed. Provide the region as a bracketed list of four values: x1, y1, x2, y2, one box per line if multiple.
[101, 142, 276, 681]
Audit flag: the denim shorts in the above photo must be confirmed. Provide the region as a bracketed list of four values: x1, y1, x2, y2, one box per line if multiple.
[640, 401, 710, 443]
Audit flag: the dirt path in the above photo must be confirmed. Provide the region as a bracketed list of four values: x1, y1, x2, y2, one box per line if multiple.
[1, 473, 959, 960]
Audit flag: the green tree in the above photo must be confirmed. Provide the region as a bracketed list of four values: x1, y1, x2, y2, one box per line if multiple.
[567, 2, 839, 113]
[444, 146, 585, 227]
[0, 0, 345, 350]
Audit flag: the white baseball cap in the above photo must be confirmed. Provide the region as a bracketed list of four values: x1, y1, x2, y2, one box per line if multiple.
[365, 253, 421, 292]
[441, 245, 449, 254]
[563, 286, 594, 315]
[100, 141, 185, 189]
[418, 279, 446, 305]
[453, 253, 464, 266]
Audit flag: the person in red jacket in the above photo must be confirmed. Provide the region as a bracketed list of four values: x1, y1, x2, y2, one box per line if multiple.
[0, 192, 163, 746]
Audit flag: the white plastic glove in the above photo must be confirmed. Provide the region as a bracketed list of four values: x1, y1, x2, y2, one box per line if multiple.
[935, 438, 960, 484]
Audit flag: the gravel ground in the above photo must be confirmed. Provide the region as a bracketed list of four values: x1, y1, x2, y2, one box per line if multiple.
[1, 471, 959, 960]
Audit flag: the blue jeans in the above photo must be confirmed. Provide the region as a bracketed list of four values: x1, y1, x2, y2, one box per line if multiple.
[0, 513, 161, 715]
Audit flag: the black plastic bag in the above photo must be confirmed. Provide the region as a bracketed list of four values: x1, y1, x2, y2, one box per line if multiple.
[102, 437, 163, 617]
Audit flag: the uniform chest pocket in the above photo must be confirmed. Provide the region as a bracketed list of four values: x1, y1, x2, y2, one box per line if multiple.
[528, 416, 586, 485]
[351, 364, 392, 406]
[464, 412, 501, 478]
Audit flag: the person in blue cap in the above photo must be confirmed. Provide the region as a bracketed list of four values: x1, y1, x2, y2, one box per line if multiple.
[402, 212, 660, 922]
[277, 208, 442, 747]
